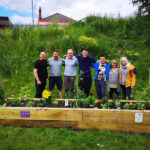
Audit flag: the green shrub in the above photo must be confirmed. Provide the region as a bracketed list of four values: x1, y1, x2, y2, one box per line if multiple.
[0, 88, 4, 100]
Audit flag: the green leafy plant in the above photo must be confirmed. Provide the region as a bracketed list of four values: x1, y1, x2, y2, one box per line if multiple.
[26, 100, 35, 107]
[8, 98, 18, 106]
[115, 100, 121, 109]
[51, 100, 58, 107]
[137, 102, 145, 110]
[74, 90, 86, 108]
[81, 99, 89, 108]
[37, 101, 44, 107]
[0, 88, 4, 101]
[123, 103, 130, 109]
[101, 103, 107, 109]
[145, 100, 150, 110]
[107, 100, 114, 109]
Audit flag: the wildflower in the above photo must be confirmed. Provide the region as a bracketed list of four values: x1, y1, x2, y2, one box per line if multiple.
[94, 100, 100, 104]
[42, 90, 51, 99]
[53, 101, 57, 104]
[108, 100, 113, 103]
[4, 98, 8, 101]
[129, 102, 133, 106]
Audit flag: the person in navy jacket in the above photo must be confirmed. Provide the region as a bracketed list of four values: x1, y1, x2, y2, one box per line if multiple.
[91, 56, 111, 99]
[76, 49, 96, 97]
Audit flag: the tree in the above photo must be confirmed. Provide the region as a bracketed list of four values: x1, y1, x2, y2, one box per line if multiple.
[132, 0, 150, 16]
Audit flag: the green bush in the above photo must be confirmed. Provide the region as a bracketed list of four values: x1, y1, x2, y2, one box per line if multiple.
[0, 88, 4, 100]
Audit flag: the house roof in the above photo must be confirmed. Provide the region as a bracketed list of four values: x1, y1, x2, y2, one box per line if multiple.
[0, 16, 12, 26]
[42, 13, 76, 22]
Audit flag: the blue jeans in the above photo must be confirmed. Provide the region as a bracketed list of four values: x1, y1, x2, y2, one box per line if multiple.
[95, 80, 106, 99]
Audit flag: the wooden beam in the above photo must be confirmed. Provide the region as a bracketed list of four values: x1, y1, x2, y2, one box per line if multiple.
[0, 107, 150, 133]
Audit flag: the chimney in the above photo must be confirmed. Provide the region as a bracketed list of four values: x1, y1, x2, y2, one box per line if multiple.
[39, 7, 42, 20]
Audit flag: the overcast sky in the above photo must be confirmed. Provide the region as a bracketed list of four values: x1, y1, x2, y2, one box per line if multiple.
[0, 0, 138, 24]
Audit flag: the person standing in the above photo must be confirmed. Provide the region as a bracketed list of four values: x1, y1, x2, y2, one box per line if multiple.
[76, 49, 96, 97]
[91, 56, 111, 99]
[64, 49, 78, 98]
[108, 60, 120, 99]
[119, 57, 136, 100]
[34, 52, 48, 98]
[47, 51, 64, 98]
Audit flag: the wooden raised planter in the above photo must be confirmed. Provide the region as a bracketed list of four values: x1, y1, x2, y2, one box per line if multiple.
[0, 107, 150, 134]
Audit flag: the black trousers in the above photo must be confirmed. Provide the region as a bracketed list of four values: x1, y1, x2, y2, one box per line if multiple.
[78, 77, 92, 97]
[120, 85, 131, 100]
[64, 76, 75, 98]
[95, 80, 106, 99]
[109, 88, 119, 99]
[35, 79, 46, 98]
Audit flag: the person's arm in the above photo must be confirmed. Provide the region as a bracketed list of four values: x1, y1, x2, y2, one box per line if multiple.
[106, 63, 111, 81]
[131, 71, 136, 88]
[34, 69, 41, 85]
[75, 58, 79, 65]
[62, 58, 65, 66]
[76, 55, 80, 60]
[91, 62, 98, 68]
[91, 57, 96, 64]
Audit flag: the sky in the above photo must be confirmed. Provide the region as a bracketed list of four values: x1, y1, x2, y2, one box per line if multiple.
[0, 0, 138, 25]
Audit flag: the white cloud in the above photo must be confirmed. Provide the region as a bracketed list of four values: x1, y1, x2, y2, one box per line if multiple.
[1, 0, 138, 24]
[11, 14, 38, 25]
[0, 0, 36, 12]
[35, 0, 138, 20]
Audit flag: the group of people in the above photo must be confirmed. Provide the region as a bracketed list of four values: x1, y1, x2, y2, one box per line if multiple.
[34, 49, 137, 100]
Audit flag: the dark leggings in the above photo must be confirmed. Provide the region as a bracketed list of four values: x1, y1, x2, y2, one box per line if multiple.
[109, 88, 119, 99]
[120, 85, 131, 100]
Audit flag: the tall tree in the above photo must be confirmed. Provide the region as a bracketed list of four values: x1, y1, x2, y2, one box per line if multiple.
[132, 0, 150, 16]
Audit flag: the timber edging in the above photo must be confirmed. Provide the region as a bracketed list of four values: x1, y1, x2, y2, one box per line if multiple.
[0, 107, 150, 134]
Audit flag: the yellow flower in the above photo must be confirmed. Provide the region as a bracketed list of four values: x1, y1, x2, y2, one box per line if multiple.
[94, 100, 100, 104]
[53, 101, 58, 104]
[129, 102, 133, 106]
[142, 100, 145, 103]
[4, 98, 8, 101]
[42, 90, 51, 99]
[108, 100, 113, 103]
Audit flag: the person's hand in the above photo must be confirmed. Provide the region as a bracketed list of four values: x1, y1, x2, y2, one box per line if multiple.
[37, 80, 41, 85]
[131, 86, 134, 89]
[64, 55, 67, 59]
[106, 60, 109, 63]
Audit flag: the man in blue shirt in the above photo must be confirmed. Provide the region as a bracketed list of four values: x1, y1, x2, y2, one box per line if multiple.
[76, 49, 96, 97]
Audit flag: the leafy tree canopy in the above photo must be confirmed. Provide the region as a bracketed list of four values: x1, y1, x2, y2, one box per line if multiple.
[132, 0, 150, 16]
